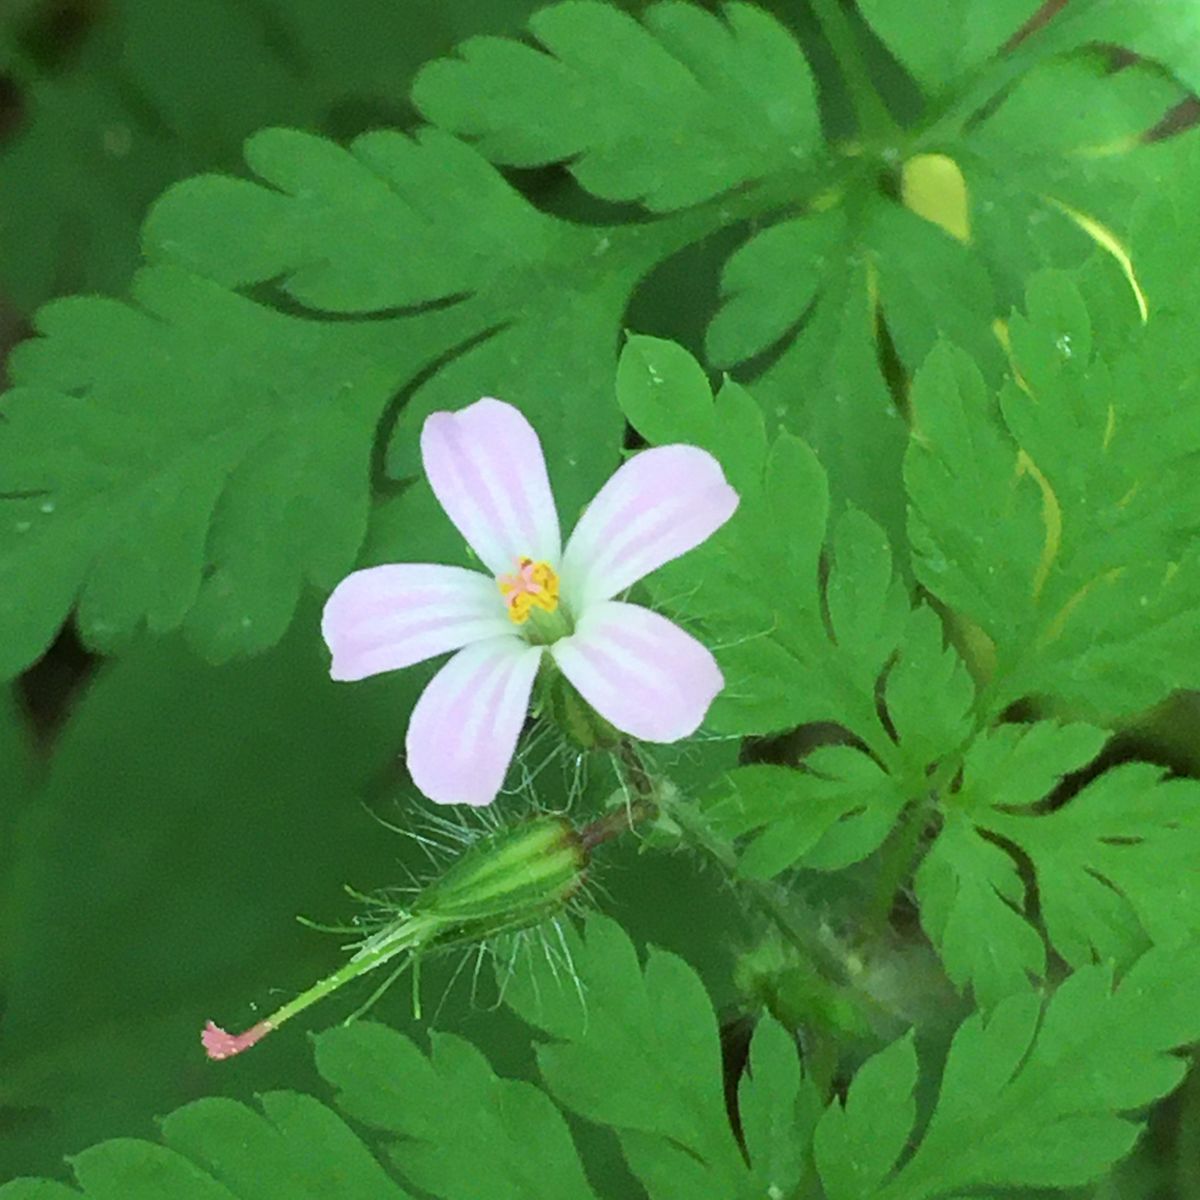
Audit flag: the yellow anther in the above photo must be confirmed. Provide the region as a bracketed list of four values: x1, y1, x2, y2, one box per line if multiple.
[498, 558, 560, 625]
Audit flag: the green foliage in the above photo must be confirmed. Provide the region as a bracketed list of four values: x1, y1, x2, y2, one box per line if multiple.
[413, 0, 821, 210]
[3, 0, 1196, 679]
[0, 1092, 410, 1199]
[507, 916, 771, 1195]
[10, 919, 1200, 1200]
[838, 942, 1200, 1198]
[0, 0, 539, 311]
[907, 271, 1200, 720]
[316, 1023, 598, 1200]
[617, 335, 972, 760]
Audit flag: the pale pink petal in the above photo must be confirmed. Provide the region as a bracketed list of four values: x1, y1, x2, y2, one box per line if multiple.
[549, 601, 723, 742]
[406, 636, 544, 806]
[560, 445, 738, 611]
[322, 564, 512, 682]
[421, 399, 561, 575]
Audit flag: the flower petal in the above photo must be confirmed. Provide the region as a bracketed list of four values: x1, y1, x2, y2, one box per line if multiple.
[560, 445, 738, 610]
[421, 398, 561, 575]
[406, 636, 543, 806]
[550, 601, 723, 742]
[322, 564, 512, 682]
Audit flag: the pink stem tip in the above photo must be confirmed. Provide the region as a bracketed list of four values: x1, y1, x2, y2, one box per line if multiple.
[201, 1019, 274, 1061]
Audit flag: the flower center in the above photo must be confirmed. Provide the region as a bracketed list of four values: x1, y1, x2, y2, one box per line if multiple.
[498, 558, 560, 624]
[498, 558, 571, 645]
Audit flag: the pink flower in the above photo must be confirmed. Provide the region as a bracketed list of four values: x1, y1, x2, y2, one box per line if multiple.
[322, 399, 739, 806]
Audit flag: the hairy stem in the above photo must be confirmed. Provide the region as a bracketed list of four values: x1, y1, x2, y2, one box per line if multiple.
[866, 795, 933, 935]
[616, 739, 852, 988]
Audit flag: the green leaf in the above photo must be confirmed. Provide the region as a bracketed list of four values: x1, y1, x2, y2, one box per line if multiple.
[0, 269, 407, 671]
[506, 915, 819, 1199]
[0, 124, 658, 675]
[745, 258, 910, 548]
[906, 271, 1200, 718]
[921, 719, 1200, 1002]
[861, 944, 1200, 1198]
[157, 1091, 411, 1198]
[315, 1022, 599, 1200]
[974, 55, 1184, 160]
[865, 202, 1001, 378]
[915, 810, 1045, 1007]
[706, 209, 848, 368]
[814, 1035, 918, 1200]
[0, 1092, 411, 1200]
[615, 334, 719, 449]
[412, 0, 821, 210]
[144, 125, 636, 518]
[619, 337, 975, 800]
[737, 1017, 820, 1199]
[884, 606, 975, 774]
[986, 757, 1200, 968]
[857, 0, 1044, 95]
[703, 752, 906, 880]
[918, 721, 1102, 1007]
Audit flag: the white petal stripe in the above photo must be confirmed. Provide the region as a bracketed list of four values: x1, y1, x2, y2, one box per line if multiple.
[406, 637, 544, 807]
[421, 398, 561, 575]
[561, 445, 738, 610]
[550, 601, 723, 742]
[322, 564, 512, 682]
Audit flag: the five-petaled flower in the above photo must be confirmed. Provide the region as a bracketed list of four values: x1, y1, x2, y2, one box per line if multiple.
[322, 399, 739, 806]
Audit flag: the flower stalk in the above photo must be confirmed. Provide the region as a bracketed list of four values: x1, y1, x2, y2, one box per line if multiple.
[614, 739, 894, 1028]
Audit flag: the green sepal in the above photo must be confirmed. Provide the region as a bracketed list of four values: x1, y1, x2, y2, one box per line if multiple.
[535, 657, 621, 751]
[415, 816, 588, 948]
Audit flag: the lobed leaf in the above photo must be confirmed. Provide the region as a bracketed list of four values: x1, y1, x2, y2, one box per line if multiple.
[620, 338, 976, 873]
[919, 719, 1200, 1004]
[505, 915, 819, 1199]
[315, 1022, 599, 1200]
[855, 943, 1200, 1198]
[412, 0, 821, 210]
[0, 126, 663, 676]
[0, 1092, 411, 1200]
[703, 753, 906, 880]
[906, 271, 1200, 719]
